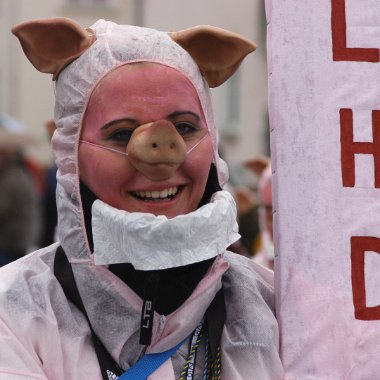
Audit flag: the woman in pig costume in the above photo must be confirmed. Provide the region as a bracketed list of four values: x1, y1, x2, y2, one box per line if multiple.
[0, 18, 283, 379]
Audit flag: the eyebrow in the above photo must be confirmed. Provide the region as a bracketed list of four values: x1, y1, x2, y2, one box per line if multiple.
[100, 111, 201, 131]
[101, 118, 138, 130]
[167, 111, 200, 122]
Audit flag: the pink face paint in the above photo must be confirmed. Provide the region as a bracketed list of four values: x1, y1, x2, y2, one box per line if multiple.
[78, 63, 214, 218]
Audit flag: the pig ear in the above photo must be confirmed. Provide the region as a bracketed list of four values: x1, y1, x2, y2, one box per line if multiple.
[12, 18, 96, 80]
[169, 25, 256, 88]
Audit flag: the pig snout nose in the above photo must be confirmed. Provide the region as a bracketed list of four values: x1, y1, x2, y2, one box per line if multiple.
[126, 120, 187, 181]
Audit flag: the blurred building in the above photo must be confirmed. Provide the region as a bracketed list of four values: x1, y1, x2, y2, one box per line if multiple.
[0, 0, 269, 176]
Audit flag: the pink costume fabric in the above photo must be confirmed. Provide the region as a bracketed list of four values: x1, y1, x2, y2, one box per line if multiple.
[267, 0, 380, 378]
[0, 19, 283, 379]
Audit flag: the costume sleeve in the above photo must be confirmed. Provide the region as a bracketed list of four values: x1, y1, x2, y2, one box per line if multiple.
[0, 317, 48, 380]
[222, 253, 284, 379]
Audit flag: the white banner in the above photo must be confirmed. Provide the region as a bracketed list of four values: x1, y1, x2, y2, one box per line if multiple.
[266, 0, 380, 378]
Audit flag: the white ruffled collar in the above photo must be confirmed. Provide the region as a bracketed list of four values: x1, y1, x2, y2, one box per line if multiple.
[91, 190, 240, 270]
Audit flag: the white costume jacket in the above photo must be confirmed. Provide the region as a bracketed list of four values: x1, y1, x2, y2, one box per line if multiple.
[0, 230, 282, 379]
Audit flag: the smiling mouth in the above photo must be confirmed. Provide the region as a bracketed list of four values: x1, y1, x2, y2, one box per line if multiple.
[131, 186, 179, 201]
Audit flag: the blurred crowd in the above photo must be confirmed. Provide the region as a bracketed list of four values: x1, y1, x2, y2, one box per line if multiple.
[228, 155, 274, 269]
[0, 115, 57, 267]
[0, 114, 273, 269]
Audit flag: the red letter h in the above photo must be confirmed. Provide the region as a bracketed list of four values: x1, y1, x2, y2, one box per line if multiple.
[340, 109, 380, 188]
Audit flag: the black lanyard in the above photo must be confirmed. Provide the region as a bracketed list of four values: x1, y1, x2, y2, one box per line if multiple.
[54, 246, 124, 379]
[54, 246, 225, 380]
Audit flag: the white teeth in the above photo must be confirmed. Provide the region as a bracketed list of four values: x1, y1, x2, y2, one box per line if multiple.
[134, 186, 178, 200]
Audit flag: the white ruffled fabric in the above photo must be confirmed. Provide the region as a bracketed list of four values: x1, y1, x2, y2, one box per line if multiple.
[92, 190, 240, 269]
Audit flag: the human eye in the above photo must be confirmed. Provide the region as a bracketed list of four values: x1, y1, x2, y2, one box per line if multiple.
[108, 128, 134, 144]
[174, 122, 199, 136]
[101, 118, 138, 145]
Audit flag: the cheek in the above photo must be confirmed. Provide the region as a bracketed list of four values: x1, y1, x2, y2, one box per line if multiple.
[186, 141, 215, 186]
[78, 148, 121, 194]
[78, 147, 99, 186]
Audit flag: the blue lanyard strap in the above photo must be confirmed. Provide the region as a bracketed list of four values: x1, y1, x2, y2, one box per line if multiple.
[118, 335, 188, 380]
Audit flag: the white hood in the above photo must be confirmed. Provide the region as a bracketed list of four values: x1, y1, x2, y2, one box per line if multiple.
[51, 20, 229, 263]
